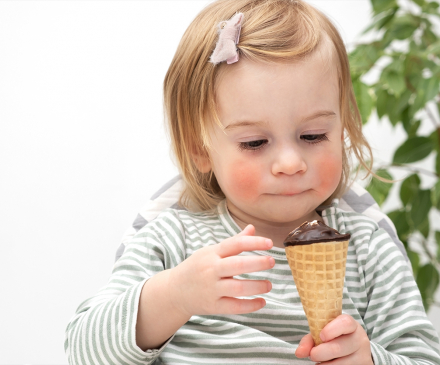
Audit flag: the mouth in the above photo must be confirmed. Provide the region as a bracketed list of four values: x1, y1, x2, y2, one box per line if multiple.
[271, 190, 307, 196]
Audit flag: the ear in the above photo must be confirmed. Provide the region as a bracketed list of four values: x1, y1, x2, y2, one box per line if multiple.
[192, 148, 212, 173]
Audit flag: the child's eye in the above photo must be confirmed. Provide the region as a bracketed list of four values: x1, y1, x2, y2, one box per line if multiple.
[300, 133, 329, 144]
[238, 139, 268, 151]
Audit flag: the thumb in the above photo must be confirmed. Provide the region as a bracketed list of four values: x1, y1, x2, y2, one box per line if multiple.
[237, 224, 255, 237]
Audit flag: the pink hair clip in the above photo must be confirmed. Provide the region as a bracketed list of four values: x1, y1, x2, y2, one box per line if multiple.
[210, 12, 244, 65]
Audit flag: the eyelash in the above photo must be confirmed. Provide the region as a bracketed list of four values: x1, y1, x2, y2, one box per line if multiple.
[238, 133, 329, 151]
[300, 133, 329, 144]
[238, 139, 268, 151]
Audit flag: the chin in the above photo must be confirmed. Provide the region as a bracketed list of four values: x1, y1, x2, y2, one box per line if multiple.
[258, 208, 314, 224]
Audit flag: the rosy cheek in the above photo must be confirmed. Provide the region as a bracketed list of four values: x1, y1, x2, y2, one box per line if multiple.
[315, 154, 342, 192]
[225, 160, 261, 201]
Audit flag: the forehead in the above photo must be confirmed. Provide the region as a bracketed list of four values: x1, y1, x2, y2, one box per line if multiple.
[213, 45, 340, 125]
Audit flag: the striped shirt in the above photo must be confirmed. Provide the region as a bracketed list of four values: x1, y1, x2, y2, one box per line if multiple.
[65, 200, 440, 364]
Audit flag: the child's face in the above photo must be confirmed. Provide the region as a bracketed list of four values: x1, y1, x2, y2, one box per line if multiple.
[201, 50, 343, 227]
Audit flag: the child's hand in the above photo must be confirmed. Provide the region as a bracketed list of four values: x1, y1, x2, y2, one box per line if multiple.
[295, 314, 373, 364]
[168, 224, 275, 317]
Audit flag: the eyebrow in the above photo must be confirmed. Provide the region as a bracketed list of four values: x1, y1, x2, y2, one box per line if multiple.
[223, 110, 337, 131]
[224, 120, 267, 131]
[301, 110, 337, 123]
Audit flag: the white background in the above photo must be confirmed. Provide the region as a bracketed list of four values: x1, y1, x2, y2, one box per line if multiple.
[0, 1, 439, 364]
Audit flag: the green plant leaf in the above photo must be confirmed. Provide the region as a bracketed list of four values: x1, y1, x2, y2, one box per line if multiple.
[409, 39, 421, 54]
[409, 90, 426, 117]
[424, 77, 440, 102]
[376, 9, 398, 30]
[366, 169, 393, 206]
[407, 249, 420, 277]
[375, 88, 389, 119]
[436, 151, 440, 177]
[353, 79, 373, 124]
[387, 57, 405, 73]
[386, 93, 402, 125]
[387, 15, 420, 40]
[362, 8, 398, 34]
[410, 121, 422, 137]
[349, 43, 382, 77]
[417, 214, 430, 238]
[384, 70, 406, 96]
[400, 174, 421, 205]
[395, 90, 413, 114]
[408, 77, 438, 117]
[423, 59, 439, 72]
[422, 27, 438, 48]
[429, 129, 439, 149]
[393, 136, 434, 164]
[371, 0, 398, 15]
[416, 263, 440, 311]
[433, 179, 440, 210]
[401, 112, 421, 138]
[436, 231, 440, 263]
[427, 40, 440, 55]
[424, 1, 440, 15]
[414, 0, 426, 7]
[387, 209, 411, 241]
[411, 189, 432, 229]
[406, 57, 424, 93]
[425, 1, 439, 10]
[380, 59, 403, 91]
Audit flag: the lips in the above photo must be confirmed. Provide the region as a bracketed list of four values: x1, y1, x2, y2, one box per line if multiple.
[271, 190, 305, 196]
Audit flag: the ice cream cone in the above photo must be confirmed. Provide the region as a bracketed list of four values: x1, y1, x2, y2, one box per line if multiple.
[283, 221, 350, 346]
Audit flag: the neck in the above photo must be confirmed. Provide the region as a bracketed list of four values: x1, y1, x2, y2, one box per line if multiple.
[227, 203, 322, 248]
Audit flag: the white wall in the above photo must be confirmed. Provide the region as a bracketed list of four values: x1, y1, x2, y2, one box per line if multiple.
[0, 1, 438, 364]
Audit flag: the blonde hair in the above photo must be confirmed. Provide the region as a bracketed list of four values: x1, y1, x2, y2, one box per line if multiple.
[164, 0, 373, 211]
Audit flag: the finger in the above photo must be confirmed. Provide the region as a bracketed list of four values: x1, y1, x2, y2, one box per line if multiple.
[295, 334, 314, 358]
[217, 235, 273, 258]
[217, 278, 272, 297]
[312, 352, 367, 365]
[320, 314, 358, 342]
[310, 334, 358, 362]
[217, 255, 275, 277]
[215, 297, 266, 314]
[236, 224, 255, 236]
[319, 355, 356, 365]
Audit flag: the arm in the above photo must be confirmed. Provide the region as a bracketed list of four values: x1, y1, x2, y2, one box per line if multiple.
[135, 269, 190, 351]
[65, 216, 274, 364]
[135, 224, 274, 350]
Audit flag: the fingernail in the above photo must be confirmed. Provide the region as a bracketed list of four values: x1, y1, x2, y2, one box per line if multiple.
[320, 332, 326, 342]
[267, 281, 272, 291]
[265, 239, 272, 248]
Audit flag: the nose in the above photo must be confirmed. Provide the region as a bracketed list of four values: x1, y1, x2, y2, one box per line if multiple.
[271, 145, 307, 176]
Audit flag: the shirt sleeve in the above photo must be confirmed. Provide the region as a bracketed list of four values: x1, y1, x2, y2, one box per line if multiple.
[362, 229, 440, 364]
[64, 211, 186, 365]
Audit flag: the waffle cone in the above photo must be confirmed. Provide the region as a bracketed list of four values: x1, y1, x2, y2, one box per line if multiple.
[285, 240, 349, 346]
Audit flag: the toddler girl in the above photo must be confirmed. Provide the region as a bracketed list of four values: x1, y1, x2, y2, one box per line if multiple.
[65, 0, 440, 364]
